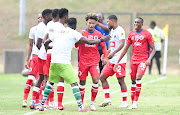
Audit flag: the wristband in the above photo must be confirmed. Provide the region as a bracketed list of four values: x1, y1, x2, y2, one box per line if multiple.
[100, 39, 104, 42]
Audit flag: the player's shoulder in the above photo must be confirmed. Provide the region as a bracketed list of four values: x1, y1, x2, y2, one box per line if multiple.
[117, 26, 125, 31]
[47, 21, 54, 26]
[30, 25, 37, 31]
[143, 29, 152, 35]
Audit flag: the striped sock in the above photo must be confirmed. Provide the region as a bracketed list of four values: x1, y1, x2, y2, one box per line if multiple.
[72, 86, 84, 109]
[91, 83, 99, 102]
[134, 80, 142, 102]
[41, 83, 53, 106]
[121, 89, 127, 104]
[79, 85, 85, 103]
[131, 84, 136, 104]
[103, 86, 111, 101]
[23, 75, 34, 101]
[57, 82, 64, 107]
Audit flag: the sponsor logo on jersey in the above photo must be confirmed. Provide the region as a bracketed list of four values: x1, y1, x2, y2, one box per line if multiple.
[110, 41, 115, 47]
[94, 36, 98, 39]
[134, 42, 142, 46]
[135, 35, 140, 41]
[88, 35, 93, 39]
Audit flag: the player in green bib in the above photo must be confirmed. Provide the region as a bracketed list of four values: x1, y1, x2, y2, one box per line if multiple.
[38, 17, 111, 112]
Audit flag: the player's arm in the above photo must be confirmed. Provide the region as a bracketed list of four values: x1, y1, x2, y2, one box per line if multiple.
[25, 39, 33, 69]
[100, 41, 108, 65]
[108, 39, 125, 59]
[79, 35, 111, 45]
[145, 43, 156, 66]
[113, 44, 130, 71]
[96, 22, 109, 32]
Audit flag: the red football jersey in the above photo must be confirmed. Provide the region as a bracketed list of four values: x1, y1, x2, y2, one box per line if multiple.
[126, 29, 154, 64]
[78, 29, 106, 66]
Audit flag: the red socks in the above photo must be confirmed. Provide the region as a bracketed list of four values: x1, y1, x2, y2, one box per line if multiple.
[57, 82, 64, 107]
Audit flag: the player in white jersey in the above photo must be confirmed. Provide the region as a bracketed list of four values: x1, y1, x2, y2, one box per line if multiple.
[43, 8, 69, 110]
[29, 9, 52, 109]
[22, 14, 42, 108]
[38, 17, 111, 112]
[99, 15, 128, 108]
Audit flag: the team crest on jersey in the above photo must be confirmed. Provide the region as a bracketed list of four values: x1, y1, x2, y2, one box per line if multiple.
[78, 71, 82, 76]
[121, 33, 124, 35]
[114, 35, 116, 38]
[140, 35, 144, 40]
[94, 36, 98, 39]
[28, 67, 32, 72]
[88, 35, 93, 39]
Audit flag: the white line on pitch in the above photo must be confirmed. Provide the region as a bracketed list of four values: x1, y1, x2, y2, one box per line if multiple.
[23, 76, 166, 115]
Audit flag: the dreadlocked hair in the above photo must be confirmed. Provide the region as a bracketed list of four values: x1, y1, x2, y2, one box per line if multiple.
[85, 13, 98, 21]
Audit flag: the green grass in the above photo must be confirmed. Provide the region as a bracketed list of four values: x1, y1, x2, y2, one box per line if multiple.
[0, 74, 180, 115]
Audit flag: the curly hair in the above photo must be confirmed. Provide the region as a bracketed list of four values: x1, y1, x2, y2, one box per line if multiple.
[85, 13, 98, 21]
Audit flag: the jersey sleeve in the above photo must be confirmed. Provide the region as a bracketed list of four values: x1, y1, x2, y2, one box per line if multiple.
[29, 27, 35, 39]
[73, 30, 83, 41]
[147, 32, 155, 44]
[126, 32, 132, 45]
[119, 28, 125, 40]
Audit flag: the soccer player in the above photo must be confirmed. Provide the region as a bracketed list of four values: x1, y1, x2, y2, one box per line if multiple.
[77, 13, 108, 111]
[29, 9, 52, 109]
[114, 17, 156, 109]
[22, 13, 42, 108]
[39, 17, 111, 112]
[95, 12, 109, 73]
[42, 9, 60, 109]
[99, 15, 128, 108]
[43, 8, 69, 110]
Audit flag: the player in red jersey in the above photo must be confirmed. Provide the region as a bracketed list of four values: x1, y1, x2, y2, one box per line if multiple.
[114, 17, 156, 109]
[77, 13, 108, 111]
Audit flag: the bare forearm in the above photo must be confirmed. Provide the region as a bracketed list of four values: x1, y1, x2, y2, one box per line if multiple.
[26, 45, 32, 61]
[148, 48, 156, 61]
[44, 39, 52, 49]
[116, 44, 130, 64]
[99, 23, 109, 32]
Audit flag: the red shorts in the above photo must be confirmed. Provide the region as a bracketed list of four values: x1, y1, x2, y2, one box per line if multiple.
[130, 62, 147, 78]
[28, 55, 39, 79]
[102, 62, 126, 78]
[44, 53, 51, 76]
[78, 63, 100, 81]
[38, 57, 46, 75]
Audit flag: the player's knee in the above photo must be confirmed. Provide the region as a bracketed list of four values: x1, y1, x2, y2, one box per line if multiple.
[100, 74, 107, 82]
[93, 79, 99, 84]
[80, 80, 86, 85]
[131, 78, 136, 84]
[117, 78, 125, 85]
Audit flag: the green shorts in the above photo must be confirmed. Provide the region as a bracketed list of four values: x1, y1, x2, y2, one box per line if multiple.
[49, 63, 76, 84]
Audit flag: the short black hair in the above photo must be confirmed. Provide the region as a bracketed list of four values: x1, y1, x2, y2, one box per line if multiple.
[59, 8, 68, 19]
[136, 17, 144, 23]
[52, 9, 59, 19]
[107, 15, 118, 21]
[42, 9, 52, 18]
[67, 17, 77, 26]
[150, 21, 156, 26]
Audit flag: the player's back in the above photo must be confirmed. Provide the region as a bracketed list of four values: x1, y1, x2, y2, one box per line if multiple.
[78, 29, 102, 66]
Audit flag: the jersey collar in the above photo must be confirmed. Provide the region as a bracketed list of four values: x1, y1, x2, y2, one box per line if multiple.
[136, 29, 143, 34]
[86, 28, 95, 33]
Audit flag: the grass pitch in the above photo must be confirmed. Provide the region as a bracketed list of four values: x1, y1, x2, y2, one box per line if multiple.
[0, 74, 180, 115]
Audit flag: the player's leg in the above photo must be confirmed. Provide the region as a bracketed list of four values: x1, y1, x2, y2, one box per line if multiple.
[99, 62, 114, 107]
[129, 62, 147, 109]
[22, 55, 38, 107]
[89, 64, 100, 111]
[115, 63, 128, 108]
[39, 63, 61, 111]
[78, 64, 88, 103]
[57, 77, 64, 110]
[155, 51, 161, 75]
[29, 58, 45, 109]
[58, 63, 89, 112]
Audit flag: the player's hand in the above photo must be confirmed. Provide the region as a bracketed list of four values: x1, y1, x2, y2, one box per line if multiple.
[25, 60, 30, 69]
[102, 35, 111, 42]
[113, 63, 118, 72]
[145, 59, 151, 66]
[80, 30, 85, 36]
[101, 54, 104, 60]
[102, 58, 108, 65]
[108, 52, 115, 59]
